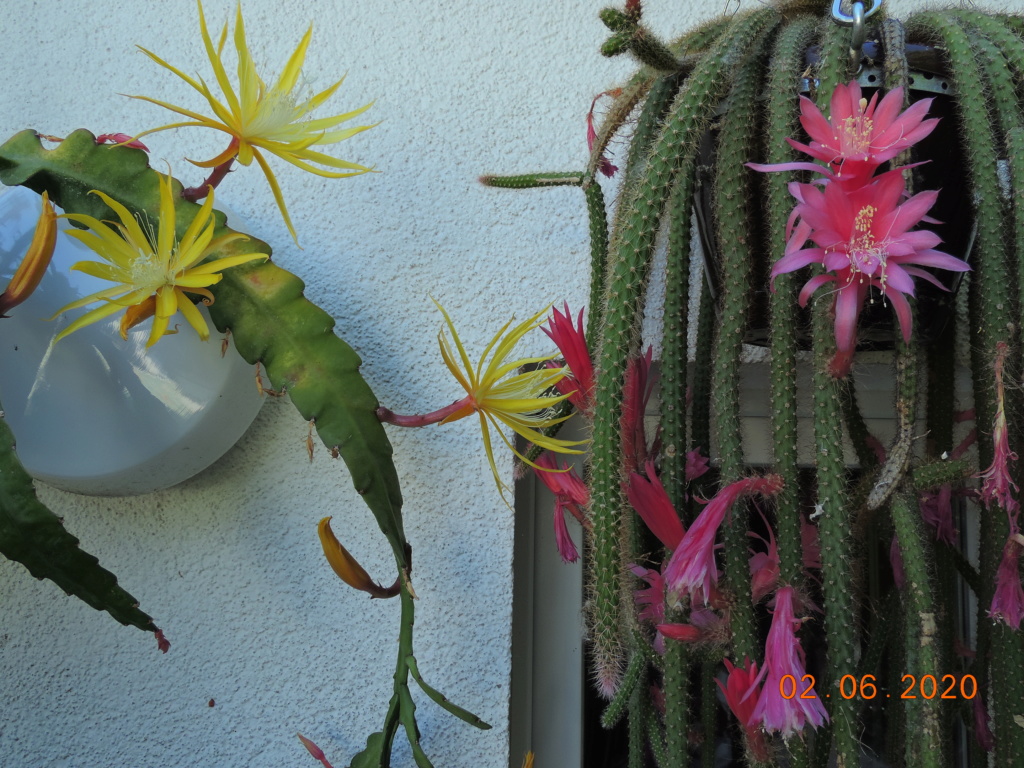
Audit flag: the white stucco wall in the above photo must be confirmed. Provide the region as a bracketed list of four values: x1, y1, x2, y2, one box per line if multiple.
[0, 1, 1014, 767]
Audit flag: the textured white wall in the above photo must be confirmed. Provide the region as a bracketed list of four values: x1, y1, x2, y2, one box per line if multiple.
[0, 1, 1013, 767]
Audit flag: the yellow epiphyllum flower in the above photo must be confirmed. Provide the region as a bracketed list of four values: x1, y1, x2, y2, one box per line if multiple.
[53, 173, 266, 347]
[434, 300, 586, 500]
[130, 0, 375, 242]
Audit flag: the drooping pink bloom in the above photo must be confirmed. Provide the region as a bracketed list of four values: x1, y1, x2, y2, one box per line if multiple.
[630, 564, 667, 625]
[988, 533, 1024, 630]
[586, 90, 621, 177]
[973, 694, 995, 752]
[534, 452, 589, 563]
[543, 304, 595, 414]
[750, 585, 829, 737]
[718, 658, 770, 762]
[664, 474, 784, 604]
[772, 168, 970, 377]
[749, 83, 938, 189]
[627, 459, 685, 549]
[978, 342, 1019, 521]
[749, 521, 781, 604]
[686, 447, 710, 482]
[919, 484, 958, 545]
[621, 347, 658, 474]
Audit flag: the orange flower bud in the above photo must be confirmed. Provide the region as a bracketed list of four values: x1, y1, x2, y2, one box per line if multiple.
[0, 191, 57, 316]
[317, 517, 399, 599]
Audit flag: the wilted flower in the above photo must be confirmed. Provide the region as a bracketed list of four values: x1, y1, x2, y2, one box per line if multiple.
[772, 169, 969, 377]
[750, 585, 829, 737]
[317, 517, 399, 599]
[686, 447, 710, 482]
[0, 191, 57, 317]
[542, 303, 594, 413]
[717, 657, 769, 762]
[534, 452, 589, 563]
[664, 474, 784, 605]
[978, 342, 1019, 520]
[52, 173, 266, 346]
[131, 0, 375, 242]
[988, 533, 1024, 630]
[586, 89, 621, 177]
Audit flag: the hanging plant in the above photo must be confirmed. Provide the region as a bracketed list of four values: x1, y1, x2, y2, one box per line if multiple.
[485, 0, 1024, 764]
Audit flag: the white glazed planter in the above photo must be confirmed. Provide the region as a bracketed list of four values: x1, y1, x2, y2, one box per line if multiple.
[0, 185, 264, 496]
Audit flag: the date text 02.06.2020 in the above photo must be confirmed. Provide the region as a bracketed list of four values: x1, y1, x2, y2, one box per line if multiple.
[780, 674, 978, 700]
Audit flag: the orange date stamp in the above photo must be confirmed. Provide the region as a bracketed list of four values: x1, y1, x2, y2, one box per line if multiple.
[780, 673, 978, 700]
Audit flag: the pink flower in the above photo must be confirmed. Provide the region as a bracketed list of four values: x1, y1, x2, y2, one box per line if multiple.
[919, 484, 957, 545]
[543, 304, 595, 414]
[657, 608, 727, 647]
[586, 90, 620, 177]
[686, 447, 710, 482]
[96, 132, 151, 151]
[627, 459, 684, 549]
[978, 342, 1019, 520]
[773, 169, 969, 377]
[620, 347, 657, 474]
[749, 522, 780, 604]
[534, 452, 589, 563]
[717, 658, 770, 762]
[750, 585, 829, 737]
[664, 475, 784, 604]
[789, 82, 937, 186]
[630, 564, 667, 625]
[988, 533, 1024, 630]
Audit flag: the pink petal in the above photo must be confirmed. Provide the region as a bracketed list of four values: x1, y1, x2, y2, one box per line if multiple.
[798, 273, 835, 305]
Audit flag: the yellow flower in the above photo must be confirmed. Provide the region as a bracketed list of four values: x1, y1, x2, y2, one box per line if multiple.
[53, 173, 267, 347]
[129, 0, 375, 242]
[433, 300, 586, 499]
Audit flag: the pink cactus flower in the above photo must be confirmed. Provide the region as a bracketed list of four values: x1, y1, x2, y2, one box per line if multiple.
[664, 474, 784, 605]
[772, 168, 969, 377]
[686, 447, 710, 482]
[717, 658, 770, 762]
[627, 459, 684, 550]
[630, 564, 667, 625]
[978, 342, 1020, 520]
[919, 484, 957, 545]
[988, 533, 1024, 630]
[658, 608, 727, 647]
[750, 586, 829, 737]
[543, 304, 595, 414]
[749, 522, 781, 604]
[749, 82, 938, 189]
[534, 452, 589, 563]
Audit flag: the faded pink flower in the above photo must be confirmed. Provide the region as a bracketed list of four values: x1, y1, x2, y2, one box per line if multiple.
[750, 585, 829, 737]
[534, 452, 589, 563]
[919, 484, 957, 545]
[630, 564, 667, 625]
[749, 522, 780, 604]
[664, 474, 784, 605]
[586, 90, 620, 177]
[686, 447, 710, 482]
[627, 459, 684, 550]
[621, 347, 657, 475]
[988, 533, 1024, 630]
[543, 304, 595, 414]
[749, 82, 938, 189]
[718, 658, 770, 762]
[772, 168, 969, 377]
[978, 342, 1019, 520]
[973, 694, 995, 752]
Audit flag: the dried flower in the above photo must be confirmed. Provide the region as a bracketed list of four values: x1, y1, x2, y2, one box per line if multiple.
[988, 533, 1024, 630]
[0, 191, 57, 317]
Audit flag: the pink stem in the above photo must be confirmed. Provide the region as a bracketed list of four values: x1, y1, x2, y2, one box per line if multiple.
[376, 396, 473, 427]
[183, 158, 235, 203]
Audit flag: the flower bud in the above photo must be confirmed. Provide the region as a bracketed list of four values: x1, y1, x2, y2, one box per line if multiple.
[317, 517, 399, 599]
[0, 191, 57, 316]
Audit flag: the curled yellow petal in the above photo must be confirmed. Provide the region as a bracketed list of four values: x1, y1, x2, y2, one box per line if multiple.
[0, 191, 57, 316]
[317, 517, 399, 599]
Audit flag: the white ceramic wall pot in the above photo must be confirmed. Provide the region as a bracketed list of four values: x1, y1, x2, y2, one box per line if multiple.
[0, 185, 264, 496]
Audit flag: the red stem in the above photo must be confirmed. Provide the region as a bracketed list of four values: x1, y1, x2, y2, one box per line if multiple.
[183, 158, 235, 203]
[376, 396, 473, 427]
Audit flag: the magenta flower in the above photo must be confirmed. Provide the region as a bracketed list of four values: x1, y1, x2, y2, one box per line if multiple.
[749, 522, 780, 604]
[978, 342, 1019, 520]
[686, 447, 710, 482]
[789, 82, 937, 186]
[534, 452, 589, 563]
[664, 474, 784, 604]
[621, 347, 657, 474]
[627, 459, 685, 550]
[988, 534, 1024, 630]
[657, 608, 727, 647]
[750, 586, 829, 737]
[919, 484, 957, 545]
[543, 304, 595, 414]
[773, 168, 969, 377]
[630, 565, 667, 625]
[973, 694, 995, 752]
[717, 658, 770, 762]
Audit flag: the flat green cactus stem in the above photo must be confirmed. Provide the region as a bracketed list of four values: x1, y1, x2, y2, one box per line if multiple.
[0, 405, 161, 639]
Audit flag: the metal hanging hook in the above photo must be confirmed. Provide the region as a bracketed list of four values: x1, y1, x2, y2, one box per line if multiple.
[831, 0, 882, 72]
